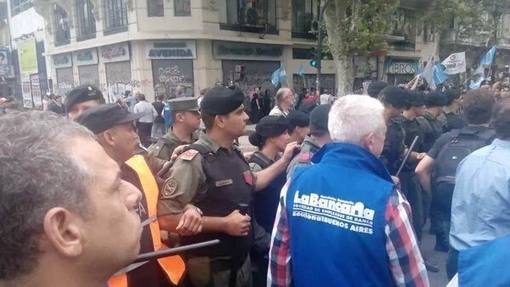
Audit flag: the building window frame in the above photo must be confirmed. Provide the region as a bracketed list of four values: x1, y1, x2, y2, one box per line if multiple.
[103, 0, 129, 35]
[220, 0, 278, 34]
[174, 0, 191, 16]
[53, 4, 71, 46]
[291, 0, 319, 39]
[75, 0, 96, 41]
[148, 0, 164, 17]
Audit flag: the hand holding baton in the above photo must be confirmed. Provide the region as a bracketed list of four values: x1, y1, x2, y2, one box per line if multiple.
[395, 136, 419, 177]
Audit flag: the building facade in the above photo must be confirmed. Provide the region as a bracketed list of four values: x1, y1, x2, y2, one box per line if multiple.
[37, 0, 438, 102]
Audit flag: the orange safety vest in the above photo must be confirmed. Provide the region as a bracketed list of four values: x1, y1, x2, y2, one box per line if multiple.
[108, 155, 185, 287]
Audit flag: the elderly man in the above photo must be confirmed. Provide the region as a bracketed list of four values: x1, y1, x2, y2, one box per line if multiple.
[0, 112, 142, 287]
[268, 95, 429, 287]
[270, 88, 293, 117]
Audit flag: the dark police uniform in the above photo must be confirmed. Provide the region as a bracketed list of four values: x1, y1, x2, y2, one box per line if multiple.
[149, 98, 200, 161]
[157, 87, 254, 287]
[417, 112, 445, 152]
[381, 115, 406, 175]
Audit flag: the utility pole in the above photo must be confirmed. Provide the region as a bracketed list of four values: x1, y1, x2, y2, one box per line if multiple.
[315, 0, 332, 94]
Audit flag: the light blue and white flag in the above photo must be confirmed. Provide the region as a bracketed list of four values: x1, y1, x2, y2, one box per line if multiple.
[297, 64, 305, 77]
[433, 63, 449, 86]
[421, 56, 435, 89]
[271, 65, 287, 86]
[479, 46, 497, 66]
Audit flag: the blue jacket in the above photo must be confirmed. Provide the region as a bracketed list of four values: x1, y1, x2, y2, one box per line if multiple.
[286, 143, 396, 287]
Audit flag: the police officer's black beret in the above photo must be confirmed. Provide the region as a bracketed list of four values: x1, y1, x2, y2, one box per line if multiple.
[169, 97, 200, 112]
[445, 89, 461, 105]
[64, 85, 105, 113]
[310, 104, 331, 133]
[425, 91, 448, 107]
[287, 111, 310, 128]
[408, 91, 425, 107]
[367, 81, 388, 98]
[249, 116, 289, 147]
[379, 86, 409, 109]
[76, 104, 143, 134]
[200, 87, 245, 115]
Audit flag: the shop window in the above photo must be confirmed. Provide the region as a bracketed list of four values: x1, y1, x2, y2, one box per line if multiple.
[220, 0, 277, 34]
[175, 0, 191, 16]
[104, 0, 128, 34]
[148, 0, 164, 17]
[53, 4, 70, 46]
[75, 0, 96, 41]
[292, 0, 319, 39]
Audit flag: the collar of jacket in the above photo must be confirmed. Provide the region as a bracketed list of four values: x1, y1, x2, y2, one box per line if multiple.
[311, 142, 393, 183]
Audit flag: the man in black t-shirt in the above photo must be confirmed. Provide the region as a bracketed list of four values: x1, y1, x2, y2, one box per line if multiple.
[416, 89, 496, 252]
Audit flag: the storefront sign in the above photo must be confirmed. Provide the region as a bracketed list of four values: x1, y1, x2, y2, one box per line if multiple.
[0, 48, 14, 78]
[213, 41, 283, 60]
[53, 53, 73, 68]
[100, 43, 130, 63]
[145, 41, 196, 59]
[385, 59, 419, 75]
[74, 48, 98, 66]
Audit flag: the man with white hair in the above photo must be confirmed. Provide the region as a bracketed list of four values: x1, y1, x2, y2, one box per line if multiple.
[268, 95, 429, 287]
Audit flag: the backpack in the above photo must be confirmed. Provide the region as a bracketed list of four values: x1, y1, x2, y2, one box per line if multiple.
[433, 127, 495, 185]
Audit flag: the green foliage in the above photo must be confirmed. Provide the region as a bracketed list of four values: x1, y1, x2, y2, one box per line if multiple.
[425, 0, 510, 44]
[324, 0, 399, 57]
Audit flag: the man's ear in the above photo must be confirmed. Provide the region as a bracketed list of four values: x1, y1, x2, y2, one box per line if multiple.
[99, 130, 116, 147]
[42, 208, 83, 258]
[215, 115, 226, 129]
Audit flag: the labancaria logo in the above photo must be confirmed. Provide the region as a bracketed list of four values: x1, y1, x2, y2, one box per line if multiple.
[292, 190, 375, 234]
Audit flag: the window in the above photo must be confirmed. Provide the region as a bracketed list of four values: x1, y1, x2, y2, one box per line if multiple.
[104, 0, 128, 34]
[220, 0, 277, 33]
[53, 5, 71, 46]
[388, 8, 416, 51]
[11, 0, 32, 16]
[148, 0, 164, 17]
[175, 0, 191, 16]
[75, 0, 96, 41]
[292, 0, 319, 38]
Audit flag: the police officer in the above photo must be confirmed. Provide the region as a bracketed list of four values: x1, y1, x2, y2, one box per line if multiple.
[247, 115, 290, 286]
[287, 104, 332, 178]
[401, 91, 427, 240]
[417, 91, 448, 152]
[149, 97, 201, 161]
[287, 110, 310, 145]
[76, 104, 195, 287]
[443, 89, 465, 132]
[156, 87, 298, 287]
[64, 85, 105, 120]
[379, 86, 409, 175]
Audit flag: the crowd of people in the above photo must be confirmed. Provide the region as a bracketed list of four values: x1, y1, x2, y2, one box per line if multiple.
[1, 78, 509, 287]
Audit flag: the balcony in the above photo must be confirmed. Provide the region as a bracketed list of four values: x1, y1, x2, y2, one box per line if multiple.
[219, 0, 278, 34]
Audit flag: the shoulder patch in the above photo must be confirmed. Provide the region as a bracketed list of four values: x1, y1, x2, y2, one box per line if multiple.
[179, 149, 199, 161]
[160, 178, 178, 199]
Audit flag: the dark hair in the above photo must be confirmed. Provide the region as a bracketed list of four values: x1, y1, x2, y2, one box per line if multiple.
[462, 89, 495, 125]
[492, 97, 510, 139]
[0, 112, 93, 280]
[137, 93, 146, 101]
[201, 111, 215, 130]
[248, 132, 267, 149]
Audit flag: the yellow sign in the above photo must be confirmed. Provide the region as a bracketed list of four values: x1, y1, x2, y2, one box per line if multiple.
[17, 39, 38, 75]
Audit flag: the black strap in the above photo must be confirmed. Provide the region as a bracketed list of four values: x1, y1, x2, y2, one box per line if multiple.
[251, 152, 272, 168]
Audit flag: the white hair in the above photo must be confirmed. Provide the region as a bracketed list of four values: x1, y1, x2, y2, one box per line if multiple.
[328, 95, 386, 145]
